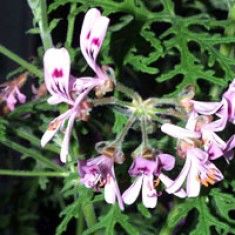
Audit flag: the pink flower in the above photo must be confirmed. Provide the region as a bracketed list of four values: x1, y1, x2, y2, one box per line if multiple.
[166, 147, 223, 197]
[41, 8, 114, 162]
[41, 48, 92, 162]
[181, 80, 235, 132]
[78, 154, 124, 210]
[122, 153, 186, 208]
[161, 122, 232, 197]
[0, 73, 26, 111]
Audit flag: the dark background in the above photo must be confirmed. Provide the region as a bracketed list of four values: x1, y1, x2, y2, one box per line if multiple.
[0, 0, 34, 79]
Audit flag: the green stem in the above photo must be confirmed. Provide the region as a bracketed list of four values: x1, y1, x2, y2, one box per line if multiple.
[66, 3, 77, 48]
[116, 82, 140, 100]
[0, 45, 43, 78]
[151, 97, 178, 106]
[76, 210, 84, 235]
[220, 3, 235, 57]
[153, 108, 185, 119]
[0, 169, 68, 177]
[15, 128, 59, 155]
[113, 114, 136, 146]
[0, 138, 64, 172]
[140, 116, 149, 149]
[81, 203, 98, 234]
[92, 97, 132, 108]
[159, 203, 179, 235]
[39, 0, 53, 50]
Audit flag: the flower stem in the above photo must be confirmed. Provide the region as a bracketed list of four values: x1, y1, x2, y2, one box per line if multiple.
[0, 45, 43, 78]
[15, 128, 59, 154]
[81, 203, 98, 234]
[66, 3, 77, 48]
[92, 97, 132, 108]
[116, 82, 140, 100]
[151, 97, 178, 106]
[39, 0, 53, 50]
[113, 114, 136, 146]
[140, 116, 149, 149]
[0, 138, 64, 172]
[0, 169, 68, 177]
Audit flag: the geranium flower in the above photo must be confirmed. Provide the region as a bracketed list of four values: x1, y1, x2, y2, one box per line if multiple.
[41, 48, 92, 163]
[0, 73, 26, 111]
[41, 8, 114, 162]
[161, 123, 232, 197]
[180, 80, 235, 132]
[78, 151, 124, 210]
[122, 153, 186, 208]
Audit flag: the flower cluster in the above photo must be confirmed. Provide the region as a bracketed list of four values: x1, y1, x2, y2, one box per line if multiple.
[38, 8, 235, 210]
[41, 8, 114, 162]
[0, 73, 27, 113]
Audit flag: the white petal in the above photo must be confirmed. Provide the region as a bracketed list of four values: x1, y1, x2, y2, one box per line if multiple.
[186, 158, 201, 197]
[142, 175, 157, 208]
[60, 112, 77, 163]
[104, 175, 116, 204]
[185, 111, 198, 131]
[47, 95, 65, 105]
[43, 48, 71, 96]
[41, 110, 71, 147]
[88, 16, 109, 69]
[161, 123, 201, 140]
[122, 176, 143, 205]
[159, 173, 186, 198]
[41, 120, 61, 147]
[166, 154, 192, 194]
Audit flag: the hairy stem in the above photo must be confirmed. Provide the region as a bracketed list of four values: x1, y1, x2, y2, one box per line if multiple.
[92, 97, 132, 108]
[66, 3, 77, 48]
[114, 114, 136, 146]
[0, 45, 43, 78]
[140, 116, 149, 149]
[39, 0, 53, 50]
[0, 138, 64, 172]
[0, 169, 68, 177]
[15, 128, 59, 154]
[81, 203, 98, 235]
[116, 82, 140, 100]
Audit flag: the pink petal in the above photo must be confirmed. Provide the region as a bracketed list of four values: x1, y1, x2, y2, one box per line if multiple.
[80, 8, 109, 72]
[15, 87, 26, 103]
[192, 100, 223, 115]
[6, 93, 17, 111]
[43, 48, 71, 97]
[142, 175, 157, 208]
[204, 98, 228, 132]
[161, 123, 201, 140]
[158, 154, 175, 171]
[122, 175, 143, 205]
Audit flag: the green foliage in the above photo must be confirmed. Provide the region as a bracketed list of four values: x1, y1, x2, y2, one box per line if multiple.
[83, 205, 140, 235]
[1, 0, 235, 235]
[162, 189, 235, 235]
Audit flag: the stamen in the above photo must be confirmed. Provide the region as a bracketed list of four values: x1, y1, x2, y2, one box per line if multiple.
[154, 178, 160, 187]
